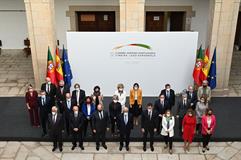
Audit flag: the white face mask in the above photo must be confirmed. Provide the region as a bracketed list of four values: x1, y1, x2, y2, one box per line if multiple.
[75, 87, 79, 90]
[52, 112, 56, 115]
[47, 81, 51, 85]
[74, 111, 78, 115]
[148, 109, 152, 112]
[134, 87, 138, 90]
[113, 100, 118, 103]
[166, 113, 170, 117]
[166, 88, 170, 91]
[41, 95, 45, 98]
[124, 112, 128, 116]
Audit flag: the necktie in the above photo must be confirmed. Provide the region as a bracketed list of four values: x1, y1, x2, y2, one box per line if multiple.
[99, 112, 102, 119]
[52, 114, 56, 123]
[42, 98, 44, 106]
[161, 101, 164, 107]
[190, 93, 192, 99]
[48, 84, 50, 93]
[184, 100, 186, 106]
[148, 111, 151, 120]
[124, 114, 128, 125]
[67, 100, 71, 109]
[167, 91, 170, 98]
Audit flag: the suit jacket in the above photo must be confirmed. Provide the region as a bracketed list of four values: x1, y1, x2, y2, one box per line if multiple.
[25, 91, 38, 108]
[117, 113, 133, 134]
[82, 103, 95, 119]
[48, 113, 64, 135]
[160, 89, 175, 106]
[154, 99, 170, 115]
[69, 112, 85, 131]
[41, 83, 56, 98]
[63, 99, 76, 113]
[161, 116, 175, 137]
[92, 110, 109, 132]
[141, 110, 158, 131]
[38, 96, 51, 113]
[56, 85, 70, 102]
[129, 88, 142, 105]
[176, 99, 190, 118]
[72, 89, 86, 106]
[186, 91, 198, 107]
[201, 115, 216, 135]
[197, 86, 211, 101]
[109, 101, 122, 119]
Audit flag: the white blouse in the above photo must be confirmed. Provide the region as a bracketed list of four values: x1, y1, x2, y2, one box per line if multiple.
[114, 90, 126, 107]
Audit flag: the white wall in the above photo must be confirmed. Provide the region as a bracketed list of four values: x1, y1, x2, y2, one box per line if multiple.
[0, 0, 209, 49]
[146, 0, 210, 48]
[0, 0, 28, 49]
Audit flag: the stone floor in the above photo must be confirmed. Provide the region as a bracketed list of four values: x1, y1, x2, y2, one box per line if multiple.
[0, 141, 240, 160]
[0, 50, 34, 97]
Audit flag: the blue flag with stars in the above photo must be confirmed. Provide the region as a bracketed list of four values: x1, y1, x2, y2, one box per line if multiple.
[208, 48, 216, 89]
[62, 46, 73, 87]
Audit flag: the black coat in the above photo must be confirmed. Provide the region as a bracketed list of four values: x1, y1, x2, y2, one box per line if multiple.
[71, 89, 86, 106]
[63, 99, 76, 113]
[176, 99, 190, 118]
[154, 99, 170, 115]
[160, 89, 175, 106]
[56, 85, 70, 102]
[92, 110, 109, 132]
[117, 113, 133, 134]
[48, 113, 64, 135]
[186, 91, 198, 107]
[69, 112, 85, 131]
[141, 110, 158, 130]
[109, 101, 122, 119]
[38, 96, 51, 113]
[41, 83, 56, 98]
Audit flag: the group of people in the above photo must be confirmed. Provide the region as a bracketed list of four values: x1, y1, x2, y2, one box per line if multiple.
[25, 77, 216, 154]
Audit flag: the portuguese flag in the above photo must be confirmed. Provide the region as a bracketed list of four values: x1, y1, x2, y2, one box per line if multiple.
[193, 46, 204, 86]
[46, 47, 57, 85]
[55, 47, 64, 82]
[199, 47, 210, 82]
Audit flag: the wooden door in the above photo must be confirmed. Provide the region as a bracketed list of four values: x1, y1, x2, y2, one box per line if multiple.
[77, 11, 115, 31]
[169, 12, 185, 31]
[145, 12, 165, 31]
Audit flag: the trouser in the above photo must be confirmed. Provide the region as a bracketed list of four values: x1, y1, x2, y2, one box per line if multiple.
[196, 123, 202, 134]
[28, 107, 40, 126]
[143, 129, 154, 147]
[163, 135, 173, 150]
[157, 117, 162, 133]
[202, 134, 212, 148]
[178, 117, 184, 135]
[95, 131, 106, 146]
[51, 132, 63, 149]
[72, 131, 83, 147]
[57, 101, 64, 114]
[40, 110, 48, 134]
[120, 132, 130, 147]
[64, 111, 70, 135]
[110, 117, 118, 134]
[83, 119, 92, 136]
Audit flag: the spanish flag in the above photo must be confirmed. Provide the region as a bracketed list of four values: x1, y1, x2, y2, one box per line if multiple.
[55, 46, 64, 82]
[199, 47, 211, 82]
[46, 47, 57, 85]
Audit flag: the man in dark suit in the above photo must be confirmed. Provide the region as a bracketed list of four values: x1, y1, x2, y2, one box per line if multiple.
[176, 93, 190, 135]
[160, 84, 175, 109]
[48, 106, 64, 152]
[109, 95, 122, 136]
[63, 93, 76, 136]
[72, 83, 86, 109]
[117, 107, 133, 151]
[186, 85, 198, 110]
[38, 90, 51, 137]
[56, 80, 70, 114]
[92, 104, 109, 151]
[41, 77, 56, 107]
[141, 103, 158, 152]
[69, 106, 85, 150]
[154, 94, 170, 135]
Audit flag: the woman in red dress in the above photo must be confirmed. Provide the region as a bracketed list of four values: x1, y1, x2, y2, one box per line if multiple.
[182, 108, 196, 152]
[25, 84, 40, 127]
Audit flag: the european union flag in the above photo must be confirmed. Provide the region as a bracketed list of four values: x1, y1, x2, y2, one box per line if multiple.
[208, 48, 216, 89]
[62, 46, 73, 87]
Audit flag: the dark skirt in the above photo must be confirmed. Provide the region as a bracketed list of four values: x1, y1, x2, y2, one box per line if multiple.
[130, 100, 142, 117]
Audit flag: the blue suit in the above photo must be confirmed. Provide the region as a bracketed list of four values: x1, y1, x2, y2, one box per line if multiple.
[81, 103, 95, 136]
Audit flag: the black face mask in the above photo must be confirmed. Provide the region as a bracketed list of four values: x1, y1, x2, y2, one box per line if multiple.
[60, 86, 64, 88]
[208, 113, 212, 116]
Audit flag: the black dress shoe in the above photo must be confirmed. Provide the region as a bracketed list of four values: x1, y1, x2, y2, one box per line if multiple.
[143, 146, 146, 151]
[71, 146, 76, 150]
[52, 147, 57, 152]
[41, 133, 46, 137]
[150, 146, 154, 152]
[126, 146, 129, 151]
[59, 148, 63, 152]
[79, 145, 85, 150]
[102, 144, 107, 150]
[96, 146, 100, 151]
[119, 145, 123, 151]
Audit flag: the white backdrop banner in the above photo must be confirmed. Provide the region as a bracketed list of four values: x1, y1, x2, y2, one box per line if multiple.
[67, 32, 198, 96]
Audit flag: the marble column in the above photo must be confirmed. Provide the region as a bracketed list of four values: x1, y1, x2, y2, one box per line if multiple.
[24, 0, 57, 89]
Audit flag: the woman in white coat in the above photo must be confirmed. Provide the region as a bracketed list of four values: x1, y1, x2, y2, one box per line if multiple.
[161, 109, 175, 154]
